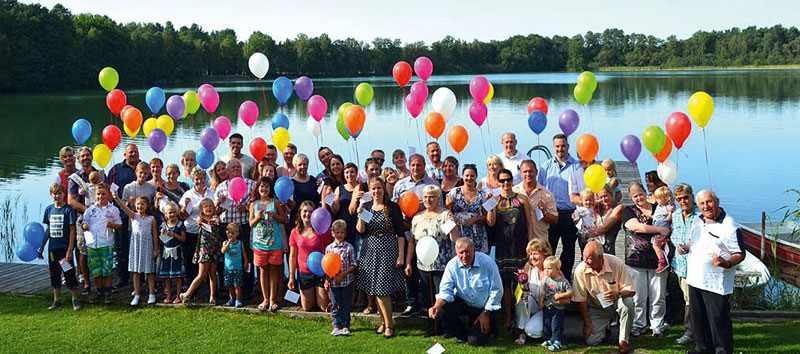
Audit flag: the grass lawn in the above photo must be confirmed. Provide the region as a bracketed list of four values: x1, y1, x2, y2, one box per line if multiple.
[1, 294, 798, 353]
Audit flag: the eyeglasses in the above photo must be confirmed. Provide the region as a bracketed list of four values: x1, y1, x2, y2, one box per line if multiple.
[499, 178, 513, 184]
[675, 195, 691, 202]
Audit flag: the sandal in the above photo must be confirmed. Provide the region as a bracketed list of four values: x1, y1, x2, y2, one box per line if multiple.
[172, 297, 182, 304]
[269, 303, 279, 312]
[363, 306, 375, 315]
[384, 327, 395, 338]
[163, 297, 172, 304]
[257, 302, 269, 312]
[376, 324, 385, 334]
[179, 293, 190, 305]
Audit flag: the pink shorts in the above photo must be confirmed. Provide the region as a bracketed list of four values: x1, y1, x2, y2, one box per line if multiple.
[254, 249, 283, 267]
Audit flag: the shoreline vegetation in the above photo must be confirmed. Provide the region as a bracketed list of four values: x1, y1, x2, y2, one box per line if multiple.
[4, 0, 800, 93]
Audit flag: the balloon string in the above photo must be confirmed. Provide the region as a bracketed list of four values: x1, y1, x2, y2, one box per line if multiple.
[582, 104, 594, 135]
[537, 135, 541, 167]
[416, 118, 423, 152]
[485, 115, 492, 155]
[480, 127, 488, 162]
[702, 128, 713, 190]
[314, 136, 321, 173]
[354, 138, 360, 164]
[260, 82, 270, 120]
[402, 87, 410, 149]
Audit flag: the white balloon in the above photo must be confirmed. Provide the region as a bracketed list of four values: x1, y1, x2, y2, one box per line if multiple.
[431, 87, 457, 119]
[415, 236, 440, 267]
[306, 117, 322, 137]
[657, 161, 678, 185]
[248, 52, 269, 79]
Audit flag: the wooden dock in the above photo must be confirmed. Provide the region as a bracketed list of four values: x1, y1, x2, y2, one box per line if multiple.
[0, 262, 52, 295]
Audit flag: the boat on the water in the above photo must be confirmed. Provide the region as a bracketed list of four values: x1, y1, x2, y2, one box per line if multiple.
[741, 220, 800, 286]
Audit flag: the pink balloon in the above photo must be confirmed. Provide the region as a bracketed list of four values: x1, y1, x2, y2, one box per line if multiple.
[469, 101, 488, 127]
[229, 177, 246, 203]
[405, 93, 424, 118]
[469, 76, 490, 102]
[410, 81, 428, 103]
[213, 116, 232, 139]
[307, 95, 328, 122]
[198, 83, 219, 114]
[414, 56, 433, 81]
[238, 100, 258, 127]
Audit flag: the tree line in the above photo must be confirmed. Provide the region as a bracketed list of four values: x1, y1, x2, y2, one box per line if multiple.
[3, 0, 800, 93]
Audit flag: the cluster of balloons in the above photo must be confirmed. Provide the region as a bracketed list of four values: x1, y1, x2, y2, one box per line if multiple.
[468, 76, 490, 127]
[573, 71, 597, 105]
[527, 97, 549, 136]
[307, 251, 343, 278]
[15, 223, 46, 262]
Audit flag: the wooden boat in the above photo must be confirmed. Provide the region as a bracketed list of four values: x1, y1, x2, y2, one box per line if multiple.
[740, 220, 800, 286]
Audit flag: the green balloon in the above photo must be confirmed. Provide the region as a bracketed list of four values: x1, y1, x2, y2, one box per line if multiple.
[182, 90, 201, 117]
[355, 83, 374, 107]
[642, 126, 667, 154]
[336, 115, 350, 141]
[577, 71, 597, 92]
[98, 67, 119, 92]
[573, 84, 593, 105]
[338, 102, 353, 121]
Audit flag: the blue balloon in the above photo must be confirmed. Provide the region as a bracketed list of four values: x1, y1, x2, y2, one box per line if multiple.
[307, 251, 325, 277]
[274, 176, 294, 204]
[272, 76, 294, 106]
[196, 147, 214, 170]
[145, 87, 166, 115]
[71, 118, 92, 145]
[16, 243, 37, 262]
[528, 110, 547, 135]
[271, 112, 290, 130]
[23, 222, 45, 246]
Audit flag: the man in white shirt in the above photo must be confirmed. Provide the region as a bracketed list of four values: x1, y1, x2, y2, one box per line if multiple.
[685, 190, 744, 354]
[496, 133, 526, 185]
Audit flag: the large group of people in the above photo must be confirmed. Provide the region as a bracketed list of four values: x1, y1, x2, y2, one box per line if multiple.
[38, 131, 744, 353]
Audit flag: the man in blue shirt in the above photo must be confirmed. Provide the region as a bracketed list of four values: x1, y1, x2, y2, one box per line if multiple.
[108, 143, 141, 288]
[430, 237, 503, 346]
[538, 134, 582, 281]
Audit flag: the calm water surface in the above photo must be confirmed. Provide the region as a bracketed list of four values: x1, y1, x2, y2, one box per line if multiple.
[1, 70, 799, 260]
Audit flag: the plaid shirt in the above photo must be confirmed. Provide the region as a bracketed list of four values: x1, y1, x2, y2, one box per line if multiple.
[214, 177, 256, 224]
[671, 206, 699, 278]
[325, 240, 357, 287]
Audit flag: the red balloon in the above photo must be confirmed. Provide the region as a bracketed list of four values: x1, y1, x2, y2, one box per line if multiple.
[665, 112, 691, 149]
[399, 192, 420, 218]
[654, 136, 673, 163]
[102, 125, 122, 151]
[527, 97, 548, 115]
[106, 89, 127, 115]
[392, 61, 412, 88]
[250, 137, 267, 161]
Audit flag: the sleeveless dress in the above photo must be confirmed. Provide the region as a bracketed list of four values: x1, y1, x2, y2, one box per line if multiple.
[251, 199, 283, 251]
[357, 205, 406, 296]
[447, 187, 488, 253]
[129, 214, 156, 273]
[491, 193, 529, 276]
[194, 221, 221, 264]
[159, 221, 186, 278]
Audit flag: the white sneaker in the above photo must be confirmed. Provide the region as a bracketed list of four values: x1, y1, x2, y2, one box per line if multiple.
[130, 295, 140, 306]
[331, 328, 342, 336]
[131, 291, 136, 296]
[147, 294, 156, 304]
[341, 328, 351, 336]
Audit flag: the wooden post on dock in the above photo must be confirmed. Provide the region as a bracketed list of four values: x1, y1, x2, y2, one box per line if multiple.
[761, 211, 766, 259]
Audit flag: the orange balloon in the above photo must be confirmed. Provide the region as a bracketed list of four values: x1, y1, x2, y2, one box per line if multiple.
[344, 105, 366, 137]
[654, 135, 673, 163]
[122, 107, 143, 133]
[321, 253, 342, 277]
[424, 112, 446, 139]
[448, 125, 469, 153]
[576, 133, 599, 163]
[399, 192, 420, 218]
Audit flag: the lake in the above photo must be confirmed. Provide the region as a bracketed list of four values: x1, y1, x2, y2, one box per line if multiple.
[1, 70, 799, 261]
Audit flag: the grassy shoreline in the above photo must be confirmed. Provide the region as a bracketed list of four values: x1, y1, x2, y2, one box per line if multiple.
[598, 64, 800, 72]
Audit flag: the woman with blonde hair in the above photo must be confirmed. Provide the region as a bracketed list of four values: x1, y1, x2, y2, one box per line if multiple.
[478, 155, 504, 196]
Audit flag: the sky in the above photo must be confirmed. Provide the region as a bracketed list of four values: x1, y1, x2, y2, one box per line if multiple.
[23, 0, 800, 44]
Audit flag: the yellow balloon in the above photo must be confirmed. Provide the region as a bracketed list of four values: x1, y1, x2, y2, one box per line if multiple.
[484, 83, 494, 104]
[93, 144, 112, 169]
[688, 91, 714, 128]
[156, 115, 175, 136]
[143, 117, 158, 136]
[272, 127, 290, 152]
[123, 123, 139, 138]
[583, 164, 607, 193]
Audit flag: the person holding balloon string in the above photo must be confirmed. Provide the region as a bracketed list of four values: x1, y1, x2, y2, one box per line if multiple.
[221, 134, 257, 180]
[249, 177, 288, 312]
[324, 219, 358, 336]
[288, 201, 332, 312]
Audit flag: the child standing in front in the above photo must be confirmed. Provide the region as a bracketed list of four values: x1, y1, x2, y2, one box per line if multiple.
[81, 183, 122, 304]
[324, 220, 357, 336]
[652, 186, 674, 273]
[114, 194, 159, 305]
[39, 183, 81, 310]
[540, 256, 572, 352]
[180, 198, 221, 304]
[222, 223, 249, 308]
[158, 202, 186, 304]
[573, 189, 601, 246]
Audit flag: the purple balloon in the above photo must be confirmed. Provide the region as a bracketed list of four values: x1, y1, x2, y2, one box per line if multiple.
[620, 134, 642, 162]
[166, 94, 185, 121]
[199, 127, 220, 151]
[310, 207, 331, 234]
[295, 76, 314, 101]
[147, 128, 167, 153]
[558, 109, 580, 137]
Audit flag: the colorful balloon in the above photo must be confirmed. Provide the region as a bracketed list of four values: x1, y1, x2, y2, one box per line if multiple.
[321, 253, 342, 277]
[414, 56, 433, 81]
[424, 112, 446, 139]
[156, 114, 175, 137]
[106, 89, 127, 115]
[392, 61, 412, 87]
[122, 107, 143, 133]
[274, 176, 294, 203]
[143, 117, 157, 137]
[410, 81, 428, 103]
[307, 95, 328, 121]
[583, 164, 607, 193]
[688, 91, 714, 128]
[120, 104, 134, 117]
[576, 134, 599, 163]
[271, 112, 289, 130]
[294, 76, 314, 101]
[272, 127, 290, 152]
[654, 136, 673, 163]
[657, 161, 678, 185]
[310, 207, 332, 234]
[213, 116, 232, 139]
[306, 117, 322, 137]
[355, 82, 374, 107]
[101, 125, 121, 150]
[93, 144, 112, 168]
[431, 87, 456, 119]
[248, 52, 269, 79]
[665, 112, 692, 149]
[577, 71, 598, 92]
[199, 127, 220, 151]
[71, 119, 92, 145]
[620, 135, 642, 162]
[198, 84, 220, 114]
[399, 192, 420, 218]
[337, 102, 353, 122]
[558, 109, 580, 137]
[98, 67, 119, 92]
[448, 126, 469, 153]
[123, 122, 139, 138]
[307, 251, 325, 277]
[527, 97, 548, 115]
[642, 126, 667, 155]
[574, 84, 593, 105]
[196, 147, 214, 169]
[344, 105, 366, 138]
[238, 100, 259, 127]
[145, 87, 165, 115]
[336, 116, 350, 141]
[405, 93, 424, 118]
[23, 222, 46, 245]
[166, 94, 185, 121]
[272, 76, 293, 106]
[183, 90, 201, 117]
[469, 101, 488, 127]
[148, 128, 167, 153]
[250, 137, 267, 161]
[469, 76, 490, 102]
[229, 177, 247, 203]
[528, 110, 547, 135]
[484, 83, 494, 104]
[16, 243, 37, 262]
